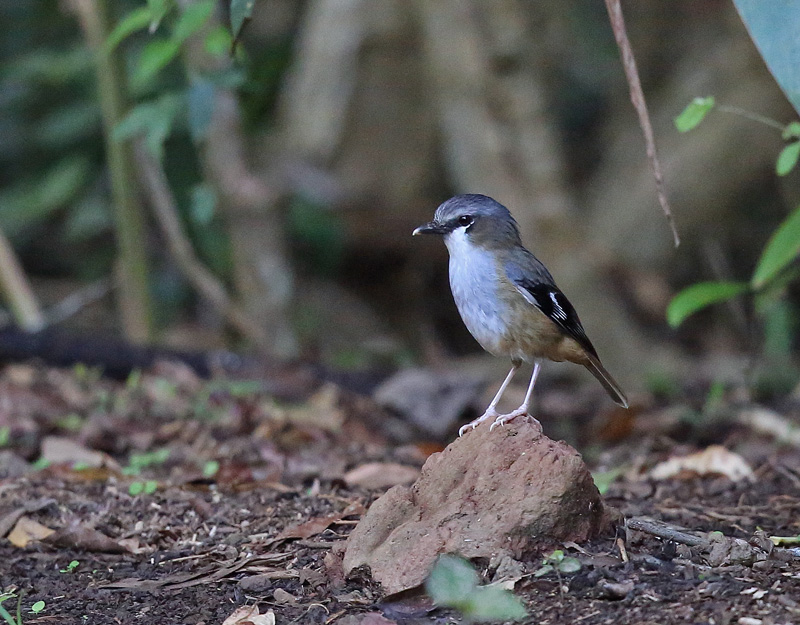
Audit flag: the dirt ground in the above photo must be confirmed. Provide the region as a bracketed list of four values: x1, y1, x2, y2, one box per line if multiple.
[1, 360, 800, 625]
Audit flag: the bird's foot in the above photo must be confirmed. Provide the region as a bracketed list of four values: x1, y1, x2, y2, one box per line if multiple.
[458, 408, 500, 437]
[489, 407, 542, 434]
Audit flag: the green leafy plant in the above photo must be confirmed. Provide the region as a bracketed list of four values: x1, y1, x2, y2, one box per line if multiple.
[424, 554, 527, 623]
[671, 98, 800, 387]
[675, 97, 798, 176]
[0, 591, 20, 625]
[128, 480, 158, 496]
[123, 447, 170, 476]
[533, 549, 582, 578]
[60, 560, 80, 574]
[202, 460, 220, 478]
[667, 202, 800, 339]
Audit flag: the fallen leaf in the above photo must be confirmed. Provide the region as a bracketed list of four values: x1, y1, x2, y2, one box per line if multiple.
[344, 462, 420, 490]
[648, 445, 755, 482]
[41, 436, 116, 469]
[0, 498, 55, 538]
[273, 588, 296, 604]
[8, 516, 55, 547]
[222, 605, 275, 625]
[44, 526, 131, 553]
[276, 501, 365, 540]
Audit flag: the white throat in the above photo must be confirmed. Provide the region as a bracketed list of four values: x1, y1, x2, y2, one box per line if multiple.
[444, 227, 507, 355]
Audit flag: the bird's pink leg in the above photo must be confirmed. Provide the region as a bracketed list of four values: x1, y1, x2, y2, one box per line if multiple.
[490, 361, 542, 432]
[458, 363, 519, 436]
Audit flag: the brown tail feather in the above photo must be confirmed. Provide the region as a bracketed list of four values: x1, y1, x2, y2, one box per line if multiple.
[584, 355, 629, 408]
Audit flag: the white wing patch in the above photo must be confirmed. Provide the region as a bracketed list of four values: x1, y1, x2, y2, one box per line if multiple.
[549, 291, 568, 320]
[513, 284, 538, 307]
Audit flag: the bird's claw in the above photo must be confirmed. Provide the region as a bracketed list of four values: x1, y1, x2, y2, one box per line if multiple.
[489, 409, 542, 433]
[458, 408, 500, 436]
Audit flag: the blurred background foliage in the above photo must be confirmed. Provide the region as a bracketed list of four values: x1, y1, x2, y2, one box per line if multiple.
[1, 0, 799, 398]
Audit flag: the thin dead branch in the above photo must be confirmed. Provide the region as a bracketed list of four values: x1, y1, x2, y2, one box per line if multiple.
[132, 140, 268, 347]
[604, 0, 680, 247]
[0, 226, 45, 331]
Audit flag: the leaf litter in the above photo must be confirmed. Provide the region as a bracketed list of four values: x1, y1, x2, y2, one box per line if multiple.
[0, 360, 799, 623]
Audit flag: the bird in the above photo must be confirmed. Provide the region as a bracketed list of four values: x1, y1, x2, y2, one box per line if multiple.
[413, 194, 628, 436]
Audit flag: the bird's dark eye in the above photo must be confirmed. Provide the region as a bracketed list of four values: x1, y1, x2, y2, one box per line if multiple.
[458, 215, 473, 227]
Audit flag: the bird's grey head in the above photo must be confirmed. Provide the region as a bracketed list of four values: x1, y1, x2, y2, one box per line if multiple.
[412, 194, 522, 250]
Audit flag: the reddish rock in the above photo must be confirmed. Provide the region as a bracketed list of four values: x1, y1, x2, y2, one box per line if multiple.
[343, 418, 611, 594]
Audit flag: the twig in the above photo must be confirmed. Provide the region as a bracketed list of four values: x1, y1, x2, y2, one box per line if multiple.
[626, 517, 707, 547]
[0, 226, 45, 331]
[45, 279, 111, 326]
[604, 0, 680, 247]
[132, 140, 268, 347]
[717, 104, 786, 132]
[69, 0, 154, 342]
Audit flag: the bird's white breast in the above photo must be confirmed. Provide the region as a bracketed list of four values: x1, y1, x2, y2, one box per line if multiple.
[444, 228, 508, 355]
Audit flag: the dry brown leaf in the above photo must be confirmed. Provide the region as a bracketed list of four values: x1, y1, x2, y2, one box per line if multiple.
[44, 526, 132, 553]
[280, 384, 345, 431]
[648, 445, 755, 482]
[343, 462, 419, 490]
[222, 606, 275, 625]
[41, 436, 116, 469]
[276, 501, 365, 540]
[8, 516, 55, 547]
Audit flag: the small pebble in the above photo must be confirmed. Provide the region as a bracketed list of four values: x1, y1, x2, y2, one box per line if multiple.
[737, 618, 763, 625]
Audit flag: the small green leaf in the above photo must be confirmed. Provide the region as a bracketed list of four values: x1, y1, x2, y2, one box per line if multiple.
[558, 556, 583, 574]
[128, 481, 144, 496]
[782, 121, 800, 140]
[204, 25, 233, 57]
[106, 7, 153, 52]
[776, 141, 800, 176]
[230, 0, 255, 42]
[752, 204, 800, 289]
[202, 459, 220, 477]
[30, 600, 45, 614]
[173, 0, 215, 43]
[144, 480, 158, 494]
[0, 426, 9, 447]
[592, 467, 624, 495]
[425, 555, 478, 607]
[32, 457, 50, 471]
[464, 586, 527, 622]
[667, 281, 750, 328]
[133, 38, 181, 87]
[675, 96, 715, 132]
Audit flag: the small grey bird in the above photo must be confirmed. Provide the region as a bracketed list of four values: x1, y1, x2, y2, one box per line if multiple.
[413, 194, 628, 436]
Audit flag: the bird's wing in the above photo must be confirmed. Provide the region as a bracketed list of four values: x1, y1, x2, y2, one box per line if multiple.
[504, 254, 599, 359]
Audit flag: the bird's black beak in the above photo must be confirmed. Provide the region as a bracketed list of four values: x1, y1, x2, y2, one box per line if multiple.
[412, 221, 448, 236]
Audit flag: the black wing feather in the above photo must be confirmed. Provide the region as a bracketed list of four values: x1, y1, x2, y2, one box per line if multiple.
[505, 256, 599, 358]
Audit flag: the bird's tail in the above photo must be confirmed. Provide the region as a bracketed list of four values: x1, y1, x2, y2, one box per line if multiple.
[584, 354, 629, 408]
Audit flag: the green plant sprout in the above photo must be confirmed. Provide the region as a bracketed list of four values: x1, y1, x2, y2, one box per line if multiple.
[123, 447, 170, 476]
[128, 480, 158, 496]
[60, 560, 79, 574]
[0, 591, 21, 625]
[202, 460, 220, 478]
[533, 549, 583, 578]
[425, 554, 527, 623]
